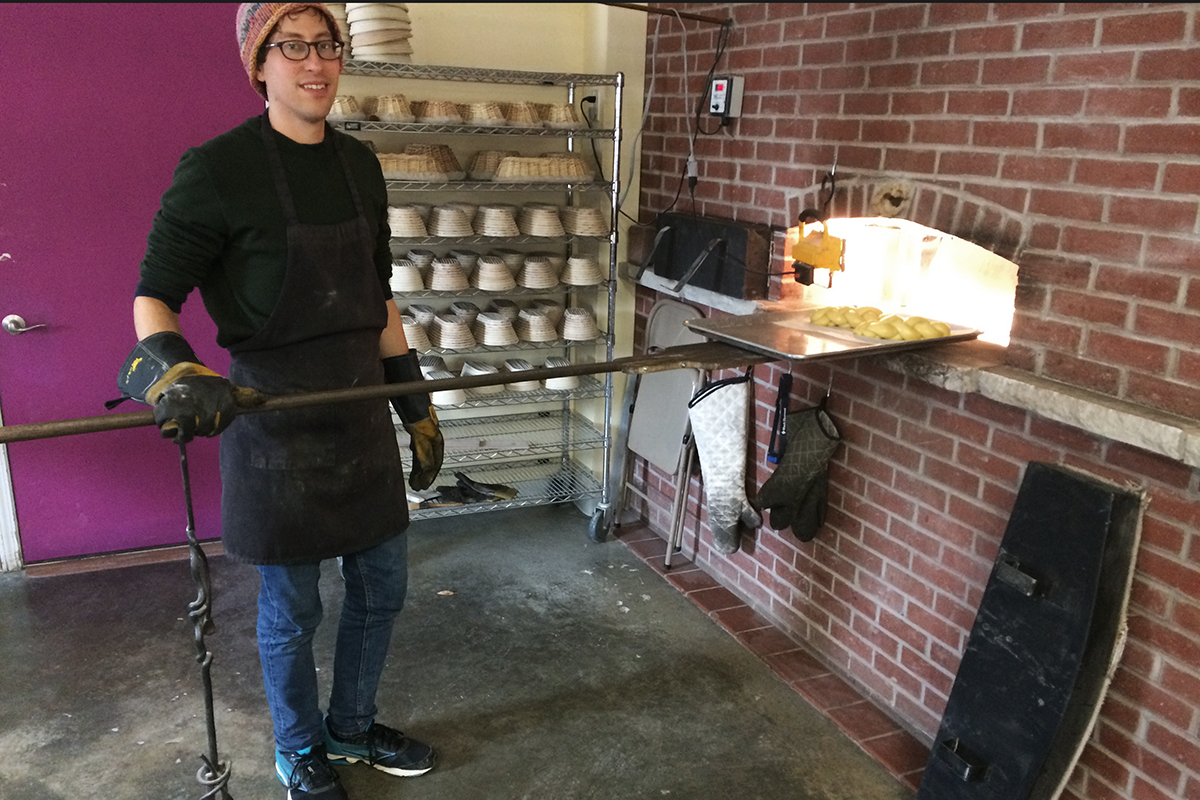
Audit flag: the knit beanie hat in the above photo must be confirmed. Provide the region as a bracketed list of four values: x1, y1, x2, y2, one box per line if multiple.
[236, 3, 341, 98]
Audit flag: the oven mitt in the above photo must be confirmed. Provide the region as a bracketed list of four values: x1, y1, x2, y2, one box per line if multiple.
[687, 376, 761, 555]
[113, 331, 261, 444]
[754, 404, 840, 542]
[383, 350, 444, 491]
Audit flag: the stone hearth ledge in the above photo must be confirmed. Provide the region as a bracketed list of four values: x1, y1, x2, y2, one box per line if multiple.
[881, 340, 1200, 469]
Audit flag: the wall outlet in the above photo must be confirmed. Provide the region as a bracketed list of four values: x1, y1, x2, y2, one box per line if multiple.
[583, 95, 600, 126]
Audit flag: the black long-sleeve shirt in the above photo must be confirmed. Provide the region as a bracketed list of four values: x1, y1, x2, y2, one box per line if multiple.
[137, 114, 392, 348]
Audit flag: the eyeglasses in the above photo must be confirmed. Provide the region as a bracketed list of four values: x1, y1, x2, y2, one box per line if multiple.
[262, 39, 344, 61]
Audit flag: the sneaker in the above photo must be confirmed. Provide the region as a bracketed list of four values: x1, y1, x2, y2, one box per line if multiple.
[275, 745, 347, 800]
[324, 719, 436, 777]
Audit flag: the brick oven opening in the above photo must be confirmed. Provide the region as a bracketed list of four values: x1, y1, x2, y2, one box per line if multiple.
[785, 216, 1018, 346]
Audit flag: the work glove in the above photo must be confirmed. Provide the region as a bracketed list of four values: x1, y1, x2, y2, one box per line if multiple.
[114, 331, 253, 445]
[383, 350, 444, 491]
[754, 403, 840, 542]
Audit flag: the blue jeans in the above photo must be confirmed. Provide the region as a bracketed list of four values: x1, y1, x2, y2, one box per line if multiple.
[256, 533, 408, 752]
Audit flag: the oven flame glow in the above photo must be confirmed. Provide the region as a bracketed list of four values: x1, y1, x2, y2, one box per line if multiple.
[784, 218, 1017, 345]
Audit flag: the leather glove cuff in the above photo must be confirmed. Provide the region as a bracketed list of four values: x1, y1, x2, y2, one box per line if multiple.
[383, 350, 434, 424]
[116, 331, 214, 405]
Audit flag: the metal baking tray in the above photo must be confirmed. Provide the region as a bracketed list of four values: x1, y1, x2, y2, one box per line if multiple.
[684, 309, 981, 362]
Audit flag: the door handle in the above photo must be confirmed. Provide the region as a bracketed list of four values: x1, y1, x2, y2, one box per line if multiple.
[2, 315, 47, 335]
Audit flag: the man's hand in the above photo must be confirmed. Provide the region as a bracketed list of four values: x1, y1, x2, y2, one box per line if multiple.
[383, 350, 444, 491]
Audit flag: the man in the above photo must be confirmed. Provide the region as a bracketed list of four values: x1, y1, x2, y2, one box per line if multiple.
[114, 4, 443, 798]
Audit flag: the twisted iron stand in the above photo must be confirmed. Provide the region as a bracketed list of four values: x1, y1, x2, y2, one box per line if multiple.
[178, 443, 233, 799]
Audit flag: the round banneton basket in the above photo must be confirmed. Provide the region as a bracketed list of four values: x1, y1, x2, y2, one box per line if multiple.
[505, 101, 543, 128]
[427, 206, 474, 238]
[404, 143, 464, 180]
[450, 300, 481, 325]
[430, 313, 476, 350]
[427, 257, 470, 291]
[461, 102, 507, 127]
[387, 206, 427, 237]
[472, 312, 519, 347]
[488, 298, 520, 321]
[400, 315, 431, 351]
[427, 370, 466, 407]
[541, 103, 583, 130]
[471, 256, 517, 291]
[530, 299, 564, 327]
[461, 360, 503, 394]
[473, 204, 520, 238]
[328, 95, 366, 121]
[560, 306, 600, 341]
[406, 303, 437, 326]
[517, 203, 565, 237]
[514, 308, 557, 343]
[560, 255, 604, 286]
[415, 100, 463, 125]
[560, 205, 609, 235]
[377, 152, 444, 181]
[516, 256, 559, 290]
[389, 259, 425, 292]
[418, 354, 448, 377]
[467, 150, 520, 180]
[503, 358, 541, 391]
[543, 356, 579, 390]
[375, 93, 415, 123]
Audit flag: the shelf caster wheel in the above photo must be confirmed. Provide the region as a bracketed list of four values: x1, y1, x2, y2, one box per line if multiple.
[588, 507, 610, 543]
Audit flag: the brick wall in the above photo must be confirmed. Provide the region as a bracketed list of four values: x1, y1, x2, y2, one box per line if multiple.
[632, 4, 1200, 799]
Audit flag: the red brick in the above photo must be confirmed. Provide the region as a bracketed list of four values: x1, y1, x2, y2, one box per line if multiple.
[982, 55, 1050, 84]
[872, 4, 926, 32]
[1001, 154, 1072, 182]
[1016, 253, 1095, 289]
[912, 119, 969, 144]
[1127, 124, 1200, 157]
[883, 148, 936, 174]
[1088, 330, 1169, 371]
[843, 92, 890, 115]
[897, 30, 951, 58]
[820, 65, 866, 90]
[824, 8, 873, 39]
[1022, 18, 1097, 49]
[938, 151, 999, 177]
[1075, 158, 1160, 191]
[955, 25, 1017, 54]
[762, 44, 801, 69]
[947, 90, 1010, 115]
[1164, 163, 1200, 194]
[846, 36, 894, 64]
[973, 120, 1038, 148]
[1146, 236, 1200, 274]
[921, 59, 982, 86]
[930, 3, 990, 25]
[1049, 289, 1128, 326]
[1133, 372, 1200, 418]
[1043, 122, 1121, 152]
[1085, 87, 1172, 119]
[1011, 88, 1086, 116]
[1101, 11, 1188, 46]
[803, 40, 845, 65]
[1061, 226, 1142, 261]
[994, 3, 1061, 20]
[782, 16, 825, 40]
[1179, 88, 1200, 117]
[1111, 663, 1196, 730]
[1030, 189, 1104, 222]
[1040, 351, 1121, 395]
[868, 61, 919, 88]
[1053, 51, 1135, 83]
[861, 119, 911, 143]
[893, 91, 947, 115]
[1134, 306, 1200, 347]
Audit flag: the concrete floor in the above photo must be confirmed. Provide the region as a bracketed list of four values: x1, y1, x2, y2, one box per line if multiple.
[0, 505, 912, 800]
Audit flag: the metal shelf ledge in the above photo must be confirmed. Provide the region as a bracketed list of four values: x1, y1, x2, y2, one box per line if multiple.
[393, 285, 606, 301]
[409, 458, 602, 520]
[336, 120, 614, 138]
[384, 179, 611, 193]
[416, 334, 608, 357]
[397, 410, 604, 464]
[391, 235, 609, 246]
[342, 61, 621, 87]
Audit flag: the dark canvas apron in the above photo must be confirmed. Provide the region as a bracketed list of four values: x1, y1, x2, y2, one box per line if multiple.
[219, 115, 406, 565]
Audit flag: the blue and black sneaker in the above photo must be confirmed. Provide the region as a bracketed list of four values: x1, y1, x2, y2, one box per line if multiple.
[324, 718, 436, 777]
[275, 745, 347, 799]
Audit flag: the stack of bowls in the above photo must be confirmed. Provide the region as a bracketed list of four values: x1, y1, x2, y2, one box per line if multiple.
[427, 206, 474, 238]
[561, 206, 609, 236]
[472, 312, 519, 347]
[517, 256, 559, 289]
[560, 255, 604, 286]
[473, 205, 520, 237]
[518, 204, 566, 237]
[427, 257, 470, 291]
[430, 312, 476, 350]
[559, 307, 600, 341]
[514, 308, 557, 342]
[347, 3, 413, 63]
[471, 255, 517, 291]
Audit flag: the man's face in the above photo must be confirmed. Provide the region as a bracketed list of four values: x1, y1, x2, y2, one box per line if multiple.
[255, 9, 341, 131]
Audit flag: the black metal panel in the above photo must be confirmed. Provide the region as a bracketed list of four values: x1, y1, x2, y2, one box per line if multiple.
[916, 462, 1123, 800]
[652, 212, 770, 300]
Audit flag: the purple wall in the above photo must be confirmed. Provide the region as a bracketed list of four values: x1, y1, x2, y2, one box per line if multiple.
[0, 4, 264, 561]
